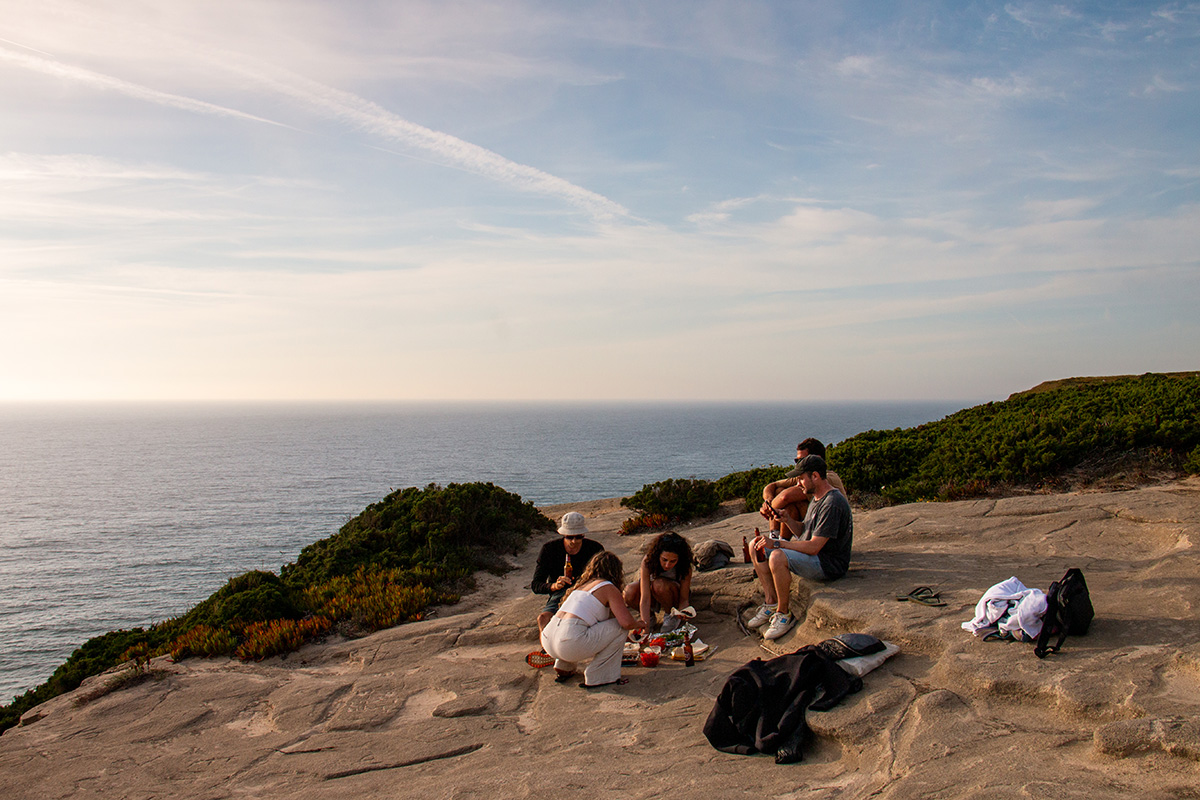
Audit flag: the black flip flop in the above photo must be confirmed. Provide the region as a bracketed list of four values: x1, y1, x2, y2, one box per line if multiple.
[896, 586, 946, 607]
[580, 678, 629, 689]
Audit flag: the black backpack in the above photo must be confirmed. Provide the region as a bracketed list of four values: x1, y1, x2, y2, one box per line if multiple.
[1034, 568, 1094, 658]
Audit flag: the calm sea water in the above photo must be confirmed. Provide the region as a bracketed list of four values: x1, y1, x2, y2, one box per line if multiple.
[0, 400, 963, 701]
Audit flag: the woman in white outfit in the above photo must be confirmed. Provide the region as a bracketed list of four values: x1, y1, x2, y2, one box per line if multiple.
[540, 550, 647, 688]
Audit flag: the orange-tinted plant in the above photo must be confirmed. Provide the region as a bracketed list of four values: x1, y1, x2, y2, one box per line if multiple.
[119, 641, 153, 672]
[235, 616, 332, 662]
[302, 566, 454, 631]
[168, 624, 241, 661]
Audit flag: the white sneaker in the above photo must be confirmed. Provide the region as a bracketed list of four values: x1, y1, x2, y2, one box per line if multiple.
[746, 604, 776, 629]
[763, 612, 795, 640]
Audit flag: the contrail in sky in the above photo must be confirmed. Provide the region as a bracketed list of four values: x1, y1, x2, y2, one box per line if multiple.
[0, 36, 55, 57]
[1, 38, 629, 220]
[231, 63, 630, 220]
[0, 45, 293, 129]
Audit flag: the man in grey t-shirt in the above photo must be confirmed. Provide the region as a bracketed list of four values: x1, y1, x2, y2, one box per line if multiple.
[758, 437, 845, 537]
[746, 454, 853, 641]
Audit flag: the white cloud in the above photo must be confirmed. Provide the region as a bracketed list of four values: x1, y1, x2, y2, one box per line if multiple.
[2, 1, 1199, 401]
[969, 74, 1046, 99]
[0, 152, 204, 183]
[1020, 197, 1102, 220]
[0, 4, 629, 221]
[1003, 3, 1080, 36]
[1141, 74, 1185, 94]
[834, 55, 877, 78]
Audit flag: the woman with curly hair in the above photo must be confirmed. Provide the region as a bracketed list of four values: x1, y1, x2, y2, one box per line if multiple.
[540, 550, 647, 688]
[623, 531, 694, 631]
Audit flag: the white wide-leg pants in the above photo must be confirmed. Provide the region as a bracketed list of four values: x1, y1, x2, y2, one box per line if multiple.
[540, 614, 625, 686]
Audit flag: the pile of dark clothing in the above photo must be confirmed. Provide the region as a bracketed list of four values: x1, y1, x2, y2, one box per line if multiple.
[703, 635, 885, 764]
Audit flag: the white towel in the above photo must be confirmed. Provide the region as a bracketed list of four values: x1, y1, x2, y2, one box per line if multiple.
[962, 576, 1047, 640]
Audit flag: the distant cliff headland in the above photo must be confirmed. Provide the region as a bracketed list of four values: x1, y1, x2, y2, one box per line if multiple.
[3, 371, 1197, 734]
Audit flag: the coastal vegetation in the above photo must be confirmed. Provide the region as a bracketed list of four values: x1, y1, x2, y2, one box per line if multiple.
[829, 372, 1200, 504]
[619, 478, 720, 533]
[619, 372, 1200, 521]
[715, 466, 790, 513]
[618, 467, 790, 532]
[0, 483, 551, 735]
[5, 372, 1196, 734]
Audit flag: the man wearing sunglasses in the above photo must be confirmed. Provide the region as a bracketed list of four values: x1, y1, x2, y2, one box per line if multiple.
[758, 438, 844, 537]
[531, 511, 604, 631]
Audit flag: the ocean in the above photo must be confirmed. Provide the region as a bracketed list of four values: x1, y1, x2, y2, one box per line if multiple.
[0, 400, 964, 702]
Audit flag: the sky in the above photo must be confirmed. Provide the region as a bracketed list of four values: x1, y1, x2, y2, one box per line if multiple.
[1, 1, 1197, 403]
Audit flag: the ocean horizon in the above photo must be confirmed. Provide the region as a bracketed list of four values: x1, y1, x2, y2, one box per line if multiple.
[0, 399, 969, 701]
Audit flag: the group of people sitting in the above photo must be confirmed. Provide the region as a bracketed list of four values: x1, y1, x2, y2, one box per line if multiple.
[530, 515, 695, 687]
[529, 437, 853, 686]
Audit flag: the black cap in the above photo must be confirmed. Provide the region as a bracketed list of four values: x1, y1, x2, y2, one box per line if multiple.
[785, 454, 827, 479]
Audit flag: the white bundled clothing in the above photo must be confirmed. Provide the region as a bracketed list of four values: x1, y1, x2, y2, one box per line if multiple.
[961, 576, 1047, 640]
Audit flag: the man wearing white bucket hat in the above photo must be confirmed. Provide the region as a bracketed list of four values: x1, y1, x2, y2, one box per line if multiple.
[531, 511, 604, 631]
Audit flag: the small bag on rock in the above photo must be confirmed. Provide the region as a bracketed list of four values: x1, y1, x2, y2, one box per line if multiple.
[693, 539, 735, 571]
[1034, 568, 1094, 659]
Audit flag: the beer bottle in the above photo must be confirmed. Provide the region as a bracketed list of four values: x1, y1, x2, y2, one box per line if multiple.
[742, 535, 751, 563]
[683, 629, 695, 667]
[563, 554, 573, 581]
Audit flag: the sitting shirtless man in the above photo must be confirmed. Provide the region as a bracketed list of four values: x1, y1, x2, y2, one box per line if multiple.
[759, 438, 845, 536]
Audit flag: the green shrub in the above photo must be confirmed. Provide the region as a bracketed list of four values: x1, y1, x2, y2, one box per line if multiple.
[829, 372, 1200, 502]
[177, 571, 302, 632]
[0, 626, 172, 733]
[713, 466, 790, 512]
[1184, 445, 1200, 475]
[621, 478, 720, 522]
[281, 482, 553, 589]
[2, 481, 553, 736]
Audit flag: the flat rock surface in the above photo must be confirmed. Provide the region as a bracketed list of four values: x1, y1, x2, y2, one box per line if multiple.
[3, 482, 1200, 799]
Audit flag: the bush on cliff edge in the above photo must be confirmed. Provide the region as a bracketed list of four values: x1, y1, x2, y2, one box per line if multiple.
[1, 482, 553, 736]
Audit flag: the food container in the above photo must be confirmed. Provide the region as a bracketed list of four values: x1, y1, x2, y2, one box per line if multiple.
[670, 639, 713, 661]
[639, 645, 661, 667]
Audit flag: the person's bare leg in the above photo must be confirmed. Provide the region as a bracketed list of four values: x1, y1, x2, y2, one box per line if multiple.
[769, 485, 808, 534]
[768, 550, 793, 616]
[651, 578, 680, 611]
[752, 552, 777, 605]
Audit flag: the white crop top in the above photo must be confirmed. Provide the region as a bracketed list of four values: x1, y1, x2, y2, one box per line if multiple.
[558, 580, 613, 626]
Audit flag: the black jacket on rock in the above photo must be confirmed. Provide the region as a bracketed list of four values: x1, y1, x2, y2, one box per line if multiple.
[703, 647, 862, 763]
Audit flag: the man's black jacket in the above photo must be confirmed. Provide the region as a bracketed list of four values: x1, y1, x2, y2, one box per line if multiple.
[703, 648, 861, 760]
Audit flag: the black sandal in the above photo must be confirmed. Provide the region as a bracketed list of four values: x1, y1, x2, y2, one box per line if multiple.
[896, 586, 946, 607]
[580, 678, 629, 689]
